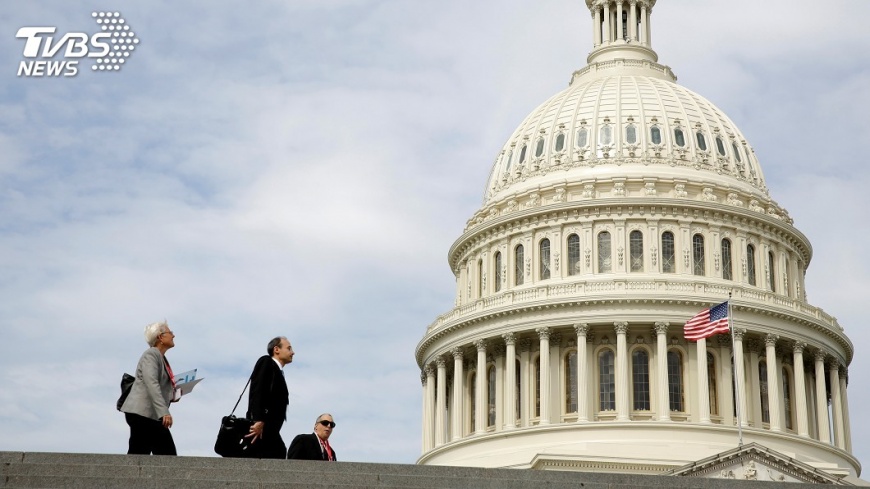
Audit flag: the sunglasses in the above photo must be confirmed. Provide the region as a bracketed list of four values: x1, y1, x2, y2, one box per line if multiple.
[318, 420, 336, 428]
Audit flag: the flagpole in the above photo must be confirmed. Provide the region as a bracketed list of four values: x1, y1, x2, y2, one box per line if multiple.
[727, 292, 744, 447]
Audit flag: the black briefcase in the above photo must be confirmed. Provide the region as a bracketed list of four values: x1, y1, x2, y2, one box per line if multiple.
[214, 376, 254, 458]
[215, 414, 253, 458]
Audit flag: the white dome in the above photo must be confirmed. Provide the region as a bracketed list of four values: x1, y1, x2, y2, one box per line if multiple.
[418, 0, 856, 481]
[484, 67, 767, 206]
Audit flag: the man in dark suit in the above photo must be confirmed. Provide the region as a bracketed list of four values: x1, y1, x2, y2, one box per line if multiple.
[245, 336, 294, 459]
[287, 413, 337, 461]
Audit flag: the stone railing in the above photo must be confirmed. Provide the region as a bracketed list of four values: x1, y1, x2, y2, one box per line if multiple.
[425, 278, 842, 336]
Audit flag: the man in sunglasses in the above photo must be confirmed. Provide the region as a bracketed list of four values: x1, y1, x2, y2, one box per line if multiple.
[286, 413, 337, 461]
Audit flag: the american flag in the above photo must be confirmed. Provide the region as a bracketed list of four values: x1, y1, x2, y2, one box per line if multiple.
[684, 301, 730, 341]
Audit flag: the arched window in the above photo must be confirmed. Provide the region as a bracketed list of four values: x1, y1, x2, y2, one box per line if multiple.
[515, 245, 525, 286]
[494, 252, 502, 293]
[598, 350, 616, 411]
[539, 239, 551, 280]
[625, 125, 637, 144]
[783, 367, 793, 430]
[577, 128, 588, 148]
[519, 144, 527, 165]
[667, 350, 684, 412]
[600, 125, 613, 145]
[535, 138, 545, 158]
[768, 251, 776, 292]
[554, 133, 565, 152]
[567, 234, 581, 276]
[487, 365, 496, 427]
[515, 359, 521, 421]
[696, 131, 707, 151]
[632, 349, 650, 411]
[759, 360, 770, 424]
[715, 136, 726, 156]
[662, 231, 675, 273]
[674, 128, 686, 147]
[566, 350, 578, 413]
[747, 244, 757, 286]
[707, 352, 719, 416]
[534, 356, 542, 418]
[505, 150, 513, 172]
[650, 126, 662, 145]
[721, 239, 733, 281]
[468, 371, 476, 433]
[732, 142, 742, 163]
[598, 231, 612, 273]
[692, 234, 705, 276]
[629, 230, 643, 272]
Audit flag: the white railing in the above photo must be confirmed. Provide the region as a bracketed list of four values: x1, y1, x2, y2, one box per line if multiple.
[425, 278, 843, 335]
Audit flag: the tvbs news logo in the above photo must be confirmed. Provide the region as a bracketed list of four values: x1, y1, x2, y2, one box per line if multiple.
[16, 12, 139, 77]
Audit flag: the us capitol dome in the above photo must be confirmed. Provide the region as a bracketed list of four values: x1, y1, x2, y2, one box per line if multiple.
[415, 0, 859, 483]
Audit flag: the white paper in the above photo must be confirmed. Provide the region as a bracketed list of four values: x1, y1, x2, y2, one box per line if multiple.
[173, 378, 203, 401]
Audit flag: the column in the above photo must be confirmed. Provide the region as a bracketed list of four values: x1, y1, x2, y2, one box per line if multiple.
[519, 339, 532, 427]
[839, 368, 852, 452]
[792, 342, 810, 437]
[696, 337, 711, 423]
[639, 4, 648, 44]
[764, 334, 781, 431]
[493, 346, 505, 430]
[654, 322, 670, 421]
[503, 333, 517, 429]
[814, 350, 831, 444]
[451, 348, 464, 440]
[629, 0, 638, 41]
[747, 340, 762, 428]
[645, 5, 652, 45]
[420, 371, 428, 452]
[575, 324, 589, 422]
[614, 322, 630, 421]
[593, 7, 602, 46]
[474, 339, 487, 434]
[536, 327, 551, 425]
[733, 329, 749, 427]
[616, 1, 624, 41]
[424, 365, 436, 450]
[717, 335, 734, 425]
[602, 3, 611, 44]
[435, 357, 447, 446]
[829, 361, 845, 449]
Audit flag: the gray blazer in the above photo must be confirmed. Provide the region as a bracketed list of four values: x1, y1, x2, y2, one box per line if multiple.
[121, 347, 174, 420]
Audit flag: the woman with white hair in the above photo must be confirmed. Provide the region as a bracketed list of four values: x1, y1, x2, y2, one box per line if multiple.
[120, 320, 178, 455]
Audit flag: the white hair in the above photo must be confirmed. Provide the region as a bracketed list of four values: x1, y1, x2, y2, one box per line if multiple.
[144, 320, 169, 346]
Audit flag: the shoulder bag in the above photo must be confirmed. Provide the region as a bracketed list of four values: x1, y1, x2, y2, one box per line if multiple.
[214, 376, 253, 458]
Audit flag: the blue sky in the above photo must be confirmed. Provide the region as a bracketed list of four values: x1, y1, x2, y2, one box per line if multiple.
[1, 0, 869, 469]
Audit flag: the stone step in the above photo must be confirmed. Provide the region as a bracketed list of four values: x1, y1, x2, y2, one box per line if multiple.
[1, 451, 831, 489]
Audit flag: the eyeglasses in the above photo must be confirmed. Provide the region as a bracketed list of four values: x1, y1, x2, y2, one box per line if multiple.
[318, 420, 336, 428]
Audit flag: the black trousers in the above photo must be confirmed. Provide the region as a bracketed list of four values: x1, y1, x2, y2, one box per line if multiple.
[125, 412, 177, 455]
[247, 429, 286, 459]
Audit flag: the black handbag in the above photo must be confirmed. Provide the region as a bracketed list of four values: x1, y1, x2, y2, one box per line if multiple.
[116, 373, 135, 411]
[214, 377, 253, 458]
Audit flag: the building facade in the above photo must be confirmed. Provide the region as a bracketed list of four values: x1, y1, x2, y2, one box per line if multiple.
[415, 0, 858, 480]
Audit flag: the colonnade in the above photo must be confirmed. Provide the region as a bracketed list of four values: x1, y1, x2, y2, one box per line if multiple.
[591, 1, 651, 47]
[420, 323, 852, 455]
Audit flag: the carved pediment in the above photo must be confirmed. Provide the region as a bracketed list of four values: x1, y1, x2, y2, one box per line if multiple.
[665, 443, 852, 485]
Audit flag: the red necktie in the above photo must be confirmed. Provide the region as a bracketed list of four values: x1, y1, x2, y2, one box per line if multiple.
[321, 438, 333, 461]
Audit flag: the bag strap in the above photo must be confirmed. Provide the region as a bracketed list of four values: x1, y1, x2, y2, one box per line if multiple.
[230, 376, 252, 416]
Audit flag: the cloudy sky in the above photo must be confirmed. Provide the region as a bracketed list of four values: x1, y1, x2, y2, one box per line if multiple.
[1, 0, 869, 470]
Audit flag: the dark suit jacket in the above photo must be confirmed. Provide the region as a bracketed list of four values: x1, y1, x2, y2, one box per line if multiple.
[247, 355, 289, 433]
[287, 433, 337, 461]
